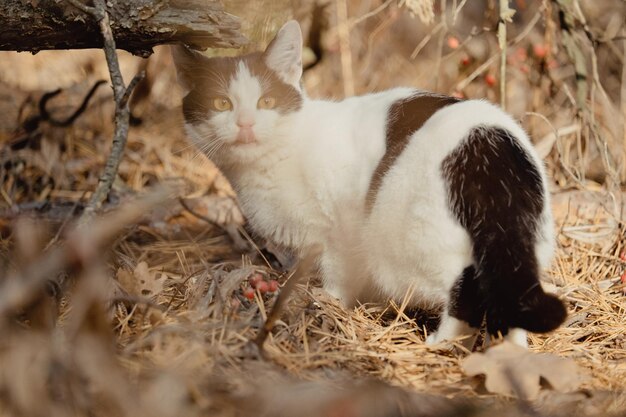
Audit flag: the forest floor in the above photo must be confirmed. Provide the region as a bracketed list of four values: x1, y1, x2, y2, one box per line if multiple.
[0, 1, 625, 416]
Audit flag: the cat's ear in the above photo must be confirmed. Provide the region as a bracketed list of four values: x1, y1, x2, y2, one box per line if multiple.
[263, 20, 303, 87]
[170, 45, 208, 93]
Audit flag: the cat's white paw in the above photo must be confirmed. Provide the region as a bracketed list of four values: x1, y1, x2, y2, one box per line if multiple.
[324, 286, 345, 303]
[505, 328, 528, 348]
[425, 332, 441, 346]
[425, 332, 458, 352]
[426, 315, 478, 350]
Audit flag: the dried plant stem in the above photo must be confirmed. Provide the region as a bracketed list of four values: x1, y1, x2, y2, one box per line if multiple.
[0, 186, 172, 321]
[497, 0, 510, 109]
[66, 0, 145, 223]
[621, 28, 626, 181]
[336, 0, 355, 97]
[178, 197, 250, 251]
[456, 5, 541, 91]
[433, 0, 447, 91]
[350, 0, 394, 27]
[556, 0, 588, 112]
[255, 248, 320, 351]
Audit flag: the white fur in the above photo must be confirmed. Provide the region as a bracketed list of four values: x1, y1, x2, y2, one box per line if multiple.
[179, 23, 555, 348]
[264, 20, 303, 88]
[187, 87, 553, 345]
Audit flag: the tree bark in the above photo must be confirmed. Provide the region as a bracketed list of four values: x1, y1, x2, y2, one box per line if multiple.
[0, 0, 247, 57]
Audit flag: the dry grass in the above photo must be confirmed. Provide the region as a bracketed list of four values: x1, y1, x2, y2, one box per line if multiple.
[0, 0, 625, 416]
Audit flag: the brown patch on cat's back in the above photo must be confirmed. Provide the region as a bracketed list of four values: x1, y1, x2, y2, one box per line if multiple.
[365, 94, 461, 212]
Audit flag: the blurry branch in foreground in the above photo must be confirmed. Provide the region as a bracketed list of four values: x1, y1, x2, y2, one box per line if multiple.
[0, 186, 173, 323]
[255, 247, 321, 352]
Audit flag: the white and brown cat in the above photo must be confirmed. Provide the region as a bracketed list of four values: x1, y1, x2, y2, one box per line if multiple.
[171, 20, 567, 347]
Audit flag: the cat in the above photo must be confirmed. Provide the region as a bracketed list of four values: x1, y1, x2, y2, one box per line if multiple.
[171, 20, 567, 347]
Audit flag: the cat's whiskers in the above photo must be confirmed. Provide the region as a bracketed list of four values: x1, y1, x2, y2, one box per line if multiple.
[173, 141, 204, 155]
[195, 130, 228, 161]
[204, 140, 226, 160]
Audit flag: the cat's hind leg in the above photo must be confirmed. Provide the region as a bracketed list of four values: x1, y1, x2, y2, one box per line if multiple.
[504, 328, 528, 348]
[425, 311, 476, 349]
[426, 267, 481, 349]
[441, 126, 567, 338]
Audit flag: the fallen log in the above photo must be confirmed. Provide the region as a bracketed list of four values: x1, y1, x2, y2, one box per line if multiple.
[0, 0, 247, 57]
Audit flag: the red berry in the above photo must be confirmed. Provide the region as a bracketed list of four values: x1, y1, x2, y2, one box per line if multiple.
[485, 74, 496, 87]
[268, 280, 279, 292]
[460, 55, 471, 66]
[256, 280, 269, 294]
[447, 36, 460, 49]
[533, 44, 547, 59]
[619, 252, 626, 261]
[243, 287, 255, 300]
[249, 273, 263, 288]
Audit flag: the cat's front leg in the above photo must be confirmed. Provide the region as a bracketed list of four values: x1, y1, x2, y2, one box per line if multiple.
[323, 283, 354, 307]
[426, 266, 483, 349]
[319, 250, 366, 308]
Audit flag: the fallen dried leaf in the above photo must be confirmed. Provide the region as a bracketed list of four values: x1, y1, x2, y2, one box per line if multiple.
[462, 341, 587, 400]
[116, 261, 167, 298]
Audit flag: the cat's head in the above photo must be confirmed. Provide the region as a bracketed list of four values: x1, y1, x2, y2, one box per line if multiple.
[171, 20, 304, 164]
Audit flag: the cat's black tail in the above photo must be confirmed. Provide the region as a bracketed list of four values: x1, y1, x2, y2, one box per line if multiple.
[442, 126, 567, 336]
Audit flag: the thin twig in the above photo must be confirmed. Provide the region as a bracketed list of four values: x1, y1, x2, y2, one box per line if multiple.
[66, 0, 145, 222]
[350, 0, 394, 27]
[178, 196, 250, 251]
[456, 5, 543, 91]
[336, 0, 354, 97]
[40, 80, 107, 127]
[255, 248, 320, 351]
[433, 0, 447, 91]
[0, 186, 173, 321]
[497, 0, 513, 109]
[621, 26, 626, 182]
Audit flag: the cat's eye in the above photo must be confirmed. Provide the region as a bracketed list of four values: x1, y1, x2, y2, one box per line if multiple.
[257, 96, 276, 110]
[212, 97, 232, 111]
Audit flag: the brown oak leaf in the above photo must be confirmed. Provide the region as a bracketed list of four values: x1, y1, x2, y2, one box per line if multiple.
[462, 341, 587, 400]
[116, 261, 167, 298]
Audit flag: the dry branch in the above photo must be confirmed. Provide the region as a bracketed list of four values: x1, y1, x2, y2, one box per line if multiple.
[255, 248, 320, 351]
[0, 0, 247, 57]
[0, 186, 173, 320]
[497, 0, 515, 110]
[64, 0, 146, 221]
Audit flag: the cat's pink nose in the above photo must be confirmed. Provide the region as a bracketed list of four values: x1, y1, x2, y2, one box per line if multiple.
[236, 119, 255, 128]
